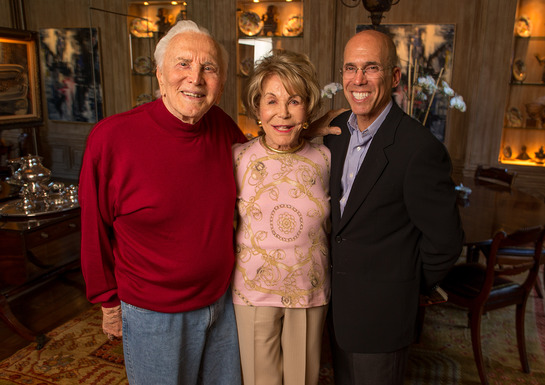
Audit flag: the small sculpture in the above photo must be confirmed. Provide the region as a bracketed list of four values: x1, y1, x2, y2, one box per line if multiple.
[525, 102, 544, 128]
[535, 146, 545, 163]
[516, 145, 531, 160]
[176, 9, 187, 22]
[155, 8, 172, 37]
[262, 5, 278, 36]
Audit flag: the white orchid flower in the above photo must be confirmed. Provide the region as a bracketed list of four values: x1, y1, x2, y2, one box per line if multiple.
[321, 82, 343, 98]
[441, 81, 455, 97]
[450, 95, 466, 112]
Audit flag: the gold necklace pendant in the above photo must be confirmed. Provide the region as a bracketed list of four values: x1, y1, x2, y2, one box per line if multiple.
[260, 136, 305, 154]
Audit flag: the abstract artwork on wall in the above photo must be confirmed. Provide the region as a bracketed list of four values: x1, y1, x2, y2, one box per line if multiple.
[357, 24, 456, 142]
[39, 28, 103, 123]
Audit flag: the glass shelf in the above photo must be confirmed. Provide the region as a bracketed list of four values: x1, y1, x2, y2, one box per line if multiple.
[504, 126, 545, 130]
[510, 82, 545, 86]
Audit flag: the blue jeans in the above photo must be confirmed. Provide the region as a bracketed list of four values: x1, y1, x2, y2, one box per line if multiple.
[121, 289, 241, 385]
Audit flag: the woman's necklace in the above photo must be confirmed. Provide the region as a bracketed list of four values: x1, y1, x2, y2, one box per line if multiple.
[260, 135, 305, 154]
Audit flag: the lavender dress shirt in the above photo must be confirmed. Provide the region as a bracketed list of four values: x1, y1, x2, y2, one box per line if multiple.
[340, 101, 393, 216]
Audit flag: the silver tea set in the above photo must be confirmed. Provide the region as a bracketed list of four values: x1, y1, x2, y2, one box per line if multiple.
[2, 155, 78, 215]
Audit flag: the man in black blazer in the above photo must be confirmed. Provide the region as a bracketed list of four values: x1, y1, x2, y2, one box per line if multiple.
[323, 29, 464, 385]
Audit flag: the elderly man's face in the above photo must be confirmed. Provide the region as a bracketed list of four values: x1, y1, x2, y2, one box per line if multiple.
[157, 32, 224, 124]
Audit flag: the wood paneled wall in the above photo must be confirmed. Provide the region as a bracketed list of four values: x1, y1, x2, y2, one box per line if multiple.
[0, 0, 13, 28]
[0, 0, 543, 195]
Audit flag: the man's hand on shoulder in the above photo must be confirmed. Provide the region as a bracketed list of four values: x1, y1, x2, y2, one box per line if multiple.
[304, 109, 347, 138]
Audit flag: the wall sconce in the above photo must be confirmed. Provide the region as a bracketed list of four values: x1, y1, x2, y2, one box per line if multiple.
[341, 0, 401, 27]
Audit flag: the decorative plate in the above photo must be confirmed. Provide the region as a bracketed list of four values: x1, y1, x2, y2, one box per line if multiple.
[515, 16, 532, 37]
[136, 93, 153, 106]
[503, 146, 512, 159]
[512, 58, 526, 82]
[239, 12, 263, 37]
[130, 19, 157, 38]
[282, 15, 303, 37]
[240, 58, 253, 76]
[506, 106, 523, 127]
[134, 56, 152, 75]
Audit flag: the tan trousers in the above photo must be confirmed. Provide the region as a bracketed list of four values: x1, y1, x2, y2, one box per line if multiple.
[234, 304, 328, 385]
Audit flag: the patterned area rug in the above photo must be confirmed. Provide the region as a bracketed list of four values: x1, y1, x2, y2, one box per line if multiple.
[406, 292, 545, 385]
[0, 304, 128, 385]
[1, 293, 544, 385]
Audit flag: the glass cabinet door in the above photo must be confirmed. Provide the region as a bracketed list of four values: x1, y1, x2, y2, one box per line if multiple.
[128, 1, 187, 108]
[236, 0, 304, 138]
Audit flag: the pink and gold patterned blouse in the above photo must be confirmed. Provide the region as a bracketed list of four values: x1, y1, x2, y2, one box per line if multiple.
[232, 137, 331, 308]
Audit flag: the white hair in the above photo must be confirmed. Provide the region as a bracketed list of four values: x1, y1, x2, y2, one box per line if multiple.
[154, 20, 228, 83]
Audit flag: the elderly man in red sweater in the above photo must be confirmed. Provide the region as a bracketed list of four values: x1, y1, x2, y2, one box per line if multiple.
[79, 20, 246, 385]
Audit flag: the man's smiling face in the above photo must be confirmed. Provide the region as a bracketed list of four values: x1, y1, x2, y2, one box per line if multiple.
[156, 32, 224, 124]
[342, 30, 400, 131]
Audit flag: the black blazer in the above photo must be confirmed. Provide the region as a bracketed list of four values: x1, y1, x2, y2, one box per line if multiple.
[324, 103, 464, 353]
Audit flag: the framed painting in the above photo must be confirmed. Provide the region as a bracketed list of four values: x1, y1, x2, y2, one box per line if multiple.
[0, 28, 43, 127]
[39, 28, 103, 123]
[357, 24, 456, 142]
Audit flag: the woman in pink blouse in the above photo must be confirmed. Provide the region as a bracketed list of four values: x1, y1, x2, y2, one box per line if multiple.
[232, 50, 331, 385]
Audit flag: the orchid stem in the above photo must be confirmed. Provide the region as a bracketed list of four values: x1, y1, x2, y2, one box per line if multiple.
[406, 44, 412, 114]
[422, 67, 444, 126]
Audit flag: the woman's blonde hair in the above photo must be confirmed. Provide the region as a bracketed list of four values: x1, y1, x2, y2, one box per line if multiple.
[244, 50, 322, 123]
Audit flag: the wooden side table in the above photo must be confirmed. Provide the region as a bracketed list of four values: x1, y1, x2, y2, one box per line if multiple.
[0, 208, 81, 348]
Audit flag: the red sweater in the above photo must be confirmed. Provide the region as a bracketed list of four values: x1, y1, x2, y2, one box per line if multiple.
[79, 99, 246, 312]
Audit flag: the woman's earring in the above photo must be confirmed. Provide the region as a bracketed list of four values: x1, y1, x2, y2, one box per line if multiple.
[257, 120, 263, 129]
[302, 122, 309, 130]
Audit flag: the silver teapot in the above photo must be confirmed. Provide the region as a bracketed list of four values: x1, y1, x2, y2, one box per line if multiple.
[8, 155, 52, 210]
[1, 155, 78, 215]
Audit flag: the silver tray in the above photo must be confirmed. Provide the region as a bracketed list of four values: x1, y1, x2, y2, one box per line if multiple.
[0, 199, 79, 218]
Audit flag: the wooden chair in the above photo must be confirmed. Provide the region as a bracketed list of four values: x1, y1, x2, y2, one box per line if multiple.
[474, 165, 517, 188]
[478, 241, 545, 298]
[441, 226, 545, 385]
[467, 165, 518, 262]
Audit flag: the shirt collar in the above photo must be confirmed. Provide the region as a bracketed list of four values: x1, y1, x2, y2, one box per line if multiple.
[347, 100, 393, 140]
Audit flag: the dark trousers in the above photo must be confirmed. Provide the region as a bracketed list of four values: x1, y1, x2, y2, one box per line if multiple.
[330, 327, 408, 385]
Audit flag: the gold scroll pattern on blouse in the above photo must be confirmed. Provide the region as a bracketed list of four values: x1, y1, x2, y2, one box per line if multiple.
[234, 146, 330, 308]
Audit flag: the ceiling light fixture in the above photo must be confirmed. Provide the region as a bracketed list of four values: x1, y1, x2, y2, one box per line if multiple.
[341, 0, 401, 27]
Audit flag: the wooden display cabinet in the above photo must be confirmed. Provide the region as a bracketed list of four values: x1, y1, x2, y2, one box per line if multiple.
[499, 0, 545, 167]
[236, 0, 304, 138]
[127, 1, 187, 108]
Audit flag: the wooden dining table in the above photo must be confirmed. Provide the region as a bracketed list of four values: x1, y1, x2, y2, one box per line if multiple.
[455, 176, 545, 246]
